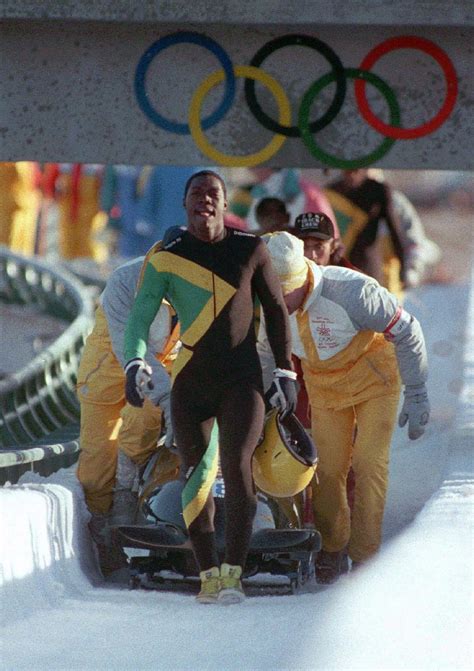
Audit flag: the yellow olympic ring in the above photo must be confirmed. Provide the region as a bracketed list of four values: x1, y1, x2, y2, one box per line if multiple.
[189, 65, 290, 167]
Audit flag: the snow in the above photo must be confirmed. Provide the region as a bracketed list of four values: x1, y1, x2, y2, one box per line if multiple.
[1, 276, 473, 671]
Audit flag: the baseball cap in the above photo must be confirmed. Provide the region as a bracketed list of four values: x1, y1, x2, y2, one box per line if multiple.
[294, 212, 335, 240]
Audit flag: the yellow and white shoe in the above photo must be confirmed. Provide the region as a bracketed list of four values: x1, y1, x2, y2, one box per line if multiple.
[196, 566, 221, 604]
[218, 563, 245, 604]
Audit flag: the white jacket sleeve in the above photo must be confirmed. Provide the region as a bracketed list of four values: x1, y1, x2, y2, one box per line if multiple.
[100, 258, 172, 403]
[348, 280, 428, 388]
[101, 259, 142, 368]
[386, 311, 428, 387]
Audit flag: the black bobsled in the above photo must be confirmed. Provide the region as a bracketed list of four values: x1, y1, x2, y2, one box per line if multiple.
[113, 474, 321, 594]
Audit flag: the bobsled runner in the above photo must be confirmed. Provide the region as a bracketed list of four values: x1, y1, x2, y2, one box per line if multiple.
[114, 488, 321, 594]
[114, 411, 321, 594]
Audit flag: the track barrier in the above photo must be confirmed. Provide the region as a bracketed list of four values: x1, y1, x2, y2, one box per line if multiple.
[0, 246, 95, 484]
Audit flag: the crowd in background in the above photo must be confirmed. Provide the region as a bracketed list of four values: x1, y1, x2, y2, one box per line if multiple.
[0, 161, 465, 294]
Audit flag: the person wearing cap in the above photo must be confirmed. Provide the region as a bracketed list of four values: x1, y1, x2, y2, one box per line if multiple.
[294, 211, 356, 269]
[293, 211, 358, 513]
[257, 231, 430, 583]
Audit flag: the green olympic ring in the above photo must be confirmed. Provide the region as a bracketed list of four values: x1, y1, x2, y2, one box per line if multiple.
[299, 68, 401, 169]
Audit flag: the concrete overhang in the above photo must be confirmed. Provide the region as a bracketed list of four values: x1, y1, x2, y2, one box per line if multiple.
[1, 0, 473, 27]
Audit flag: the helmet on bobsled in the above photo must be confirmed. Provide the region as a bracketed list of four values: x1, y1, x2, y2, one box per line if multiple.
[252, 409, 318, 498]
[143, 477, 276, 534]
[144, 479, 187, 530]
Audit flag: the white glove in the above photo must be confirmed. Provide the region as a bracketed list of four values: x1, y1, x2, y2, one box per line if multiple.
[124, 358, 153, 407]
[398, 383, 430, 440]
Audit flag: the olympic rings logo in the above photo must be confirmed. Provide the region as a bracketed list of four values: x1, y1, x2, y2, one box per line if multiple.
[134, 32, 458, 169]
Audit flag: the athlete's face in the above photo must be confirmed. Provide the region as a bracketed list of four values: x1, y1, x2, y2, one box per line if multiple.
[301, 235, 335, 266]
[184, 175, 227, 243]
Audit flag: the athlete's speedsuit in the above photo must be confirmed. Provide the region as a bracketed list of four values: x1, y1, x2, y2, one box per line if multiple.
[124, 227, 292, 570]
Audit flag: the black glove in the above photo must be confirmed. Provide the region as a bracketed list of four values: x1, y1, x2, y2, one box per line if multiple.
[124, 358, 153, 408]
[265, 368, 298, 419]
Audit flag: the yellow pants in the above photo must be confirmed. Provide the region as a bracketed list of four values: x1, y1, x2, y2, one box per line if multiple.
[77, 396, 170, 514]
[76, 308, 177, 514]
[310, 392, 400, 562]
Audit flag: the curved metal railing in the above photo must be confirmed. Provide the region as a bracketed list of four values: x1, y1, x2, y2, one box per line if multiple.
[0, 246, 95, 483]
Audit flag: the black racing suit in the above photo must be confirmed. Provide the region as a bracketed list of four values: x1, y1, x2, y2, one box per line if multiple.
[124, 227, 292, 570]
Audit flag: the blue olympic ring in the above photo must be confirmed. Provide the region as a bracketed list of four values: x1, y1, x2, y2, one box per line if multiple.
[134, 32, 236, 136]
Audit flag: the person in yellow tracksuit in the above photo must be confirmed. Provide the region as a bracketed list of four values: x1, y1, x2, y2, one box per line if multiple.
[42, 163, 108, 261]
[258, 231, 430, 584]
[0, 162, 42, 255]
[76, 243, 180, 578]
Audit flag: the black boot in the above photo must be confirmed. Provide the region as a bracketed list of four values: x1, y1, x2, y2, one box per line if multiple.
[315, 549, 348, 584]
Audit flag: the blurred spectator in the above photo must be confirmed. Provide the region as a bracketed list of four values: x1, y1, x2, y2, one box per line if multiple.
[41, 163, 108, 261]
[324, 169, 408, 295]
[101, 166, 199, 258]
[0, 162, 42, 256]
[368, 170, 447, 291]
[254, 197, 290, 234]
[389, 189, 444, 288]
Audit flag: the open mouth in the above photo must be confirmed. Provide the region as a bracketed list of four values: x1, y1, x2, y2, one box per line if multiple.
[195, 208, 214, 220]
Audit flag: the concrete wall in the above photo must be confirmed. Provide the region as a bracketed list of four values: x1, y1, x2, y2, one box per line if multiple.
[1, 3, 473, 169]
[1, 1, 473, 26]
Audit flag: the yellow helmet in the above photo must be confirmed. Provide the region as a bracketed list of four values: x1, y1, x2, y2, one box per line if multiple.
[252, 410, 318, 498]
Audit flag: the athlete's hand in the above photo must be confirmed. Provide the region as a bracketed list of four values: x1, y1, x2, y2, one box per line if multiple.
[265, 368, 298, 419]
[398, 383, 430, 440]
[124, 358, 153, 408]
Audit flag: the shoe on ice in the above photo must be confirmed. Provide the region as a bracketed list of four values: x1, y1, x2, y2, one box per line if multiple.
[196, 566, 221, 604]
[88, 512, 129, 578]
[218, 563, 245, 604]
[315, 549, 347, 585]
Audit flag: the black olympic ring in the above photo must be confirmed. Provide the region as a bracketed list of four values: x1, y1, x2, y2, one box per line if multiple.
[244, 34, 347, 138]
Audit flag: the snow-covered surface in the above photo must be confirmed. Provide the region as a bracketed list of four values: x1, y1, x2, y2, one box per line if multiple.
[1, 276, 473, 670]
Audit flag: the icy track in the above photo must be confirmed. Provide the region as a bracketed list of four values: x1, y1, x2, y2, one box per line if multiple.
[1, 278, 473, 671]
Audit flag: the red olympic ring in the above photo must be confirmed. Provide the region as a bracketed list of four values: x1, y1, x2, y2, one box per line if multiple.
[355, 36, 458, 140]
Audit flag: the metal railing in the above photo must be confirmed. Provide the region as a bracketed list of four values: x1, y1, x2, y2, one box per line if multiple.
[0, 246, 95, 483]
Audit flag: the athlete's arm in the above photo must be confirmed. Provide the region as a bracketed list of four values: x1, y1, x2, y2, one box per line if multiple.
[349, 273, 429, 439]
[349, 278, 427, 387]
[124, 258, 169, 362]
[252, 240, 293, 371]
